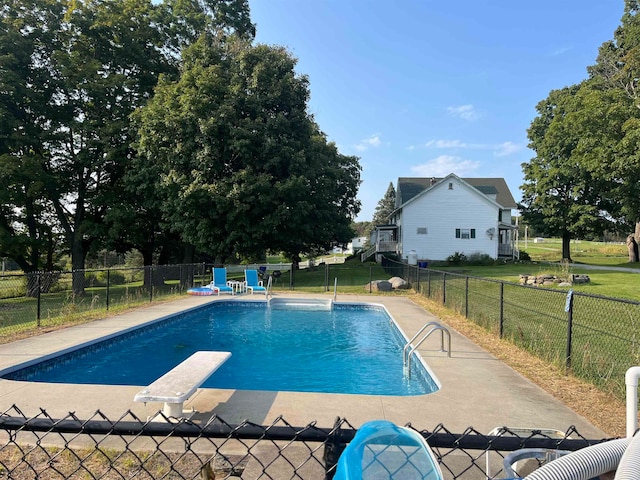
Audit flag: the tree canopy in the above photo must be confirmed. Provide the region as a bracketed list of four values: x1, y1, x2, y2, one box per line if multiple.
[521, 0, 640, 261]
[134, 36, 361, 265]
[1, 0, 361, 287]
[372, 182, 396, 226]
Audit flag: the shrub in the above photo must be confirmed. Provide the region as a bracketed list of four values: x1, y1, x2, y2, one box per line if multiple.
[518, 250, 532, 262]
[446, 252, 467, 265]
[466, 252, 495, 266]
[95, 270, 126, 285]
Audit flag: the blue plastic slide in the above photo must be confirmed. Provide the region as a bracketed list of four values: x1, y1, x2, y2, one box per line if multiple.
[334, 420, 444, 479]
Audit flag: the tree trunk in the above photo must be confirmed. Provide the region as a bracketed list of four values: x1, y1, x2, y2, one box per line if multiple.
[25, 272, 39, 298]
[182, 244, 195, 264]
[561, 232, 572, 263]
[180, 244, 196, 289]
[627, 235, 639, 263]
[71, 238, 85, 296]
[141, 249, 158, 287]
[633, 222, 640, 260]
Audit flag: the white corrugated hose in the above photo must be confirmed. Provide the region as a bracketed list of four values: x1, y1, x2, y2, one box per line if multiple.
[614, 431, 640, 479]
[523, 438, 630, 480]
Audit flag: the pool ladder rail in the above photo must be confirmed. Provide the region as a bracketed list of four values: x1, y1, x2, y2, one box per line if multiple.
[403, 322, 451, 377]
[265, 274, 273, 298]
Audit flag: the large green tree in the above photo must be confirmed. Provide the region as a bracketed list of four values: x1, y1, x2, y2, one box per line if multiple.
[0, 0, 174, 293]
[521, 84, 615, 261]
[134, 36, 361, 266]
[521, 0, 640, 261]
[586, 0, 640, 240]
[102, 0, 256, 271]
[0, 0, 64, 283]
[0, 0, 255, 293]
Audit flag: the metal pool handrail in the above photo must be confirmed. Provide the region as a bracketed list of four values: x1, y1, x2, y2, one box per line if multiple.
[266, 274, 273, 298]
[403, 322, 448, 365]
[403, 322, 451, 378]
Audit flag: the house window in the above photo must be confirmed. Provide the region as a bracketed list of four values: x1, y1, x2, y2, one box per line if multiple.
[417, 227, 427, 235]
[455, 228, 476, 239]
[448, 182, 453, 190]
[498, 210, 503, 222]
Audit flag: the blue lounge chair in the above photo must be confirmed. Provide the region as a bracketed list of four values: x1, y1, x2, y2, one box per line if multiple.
[244, 269, 266, 295]
[207, 268, 234, 295]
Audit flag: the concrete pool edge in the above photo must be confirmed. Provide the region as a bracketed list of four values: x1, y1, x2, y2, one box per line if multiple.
[0, 294, 609, 438]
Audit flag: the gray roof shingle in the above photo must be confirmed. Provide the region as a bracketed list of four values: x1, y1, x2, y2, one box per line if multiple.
[396, 177, 517, 209]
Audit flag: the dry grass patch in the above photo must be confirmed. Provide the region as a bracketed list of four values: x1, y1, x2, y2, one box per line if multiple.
[409, 294, 626, 438]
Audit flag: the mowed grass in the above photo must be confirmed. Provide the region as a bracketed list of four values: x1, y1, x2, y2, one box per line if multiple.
[521, 237, 630, 264]
[435, 239, 640, 301]
[423, 247, 640, 401]
[0, 280, 188, 341]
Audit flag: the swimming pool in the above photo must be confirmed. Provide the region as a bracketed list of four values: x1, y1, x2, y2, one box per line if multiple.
[3, 300, 440, 396]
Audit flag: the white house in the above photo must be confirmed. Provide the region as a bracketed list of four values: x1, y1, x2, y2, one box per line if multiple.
[350, 236, 367, 252]
[363, 174, 518, 262]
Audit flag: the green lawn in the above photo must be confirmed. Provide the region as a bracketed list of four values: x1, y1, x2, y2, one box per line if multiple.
[431, 238, 640, 301]
[520, 238, 629, 264]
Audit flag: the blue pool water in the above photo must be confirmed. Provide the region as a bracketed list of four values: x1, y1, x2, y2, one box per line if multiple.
[4, 302, 439, 396]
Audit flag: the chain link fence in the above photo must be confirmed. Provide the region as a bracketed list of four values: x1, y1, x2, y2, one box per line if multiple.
[0, 264, 207, 339]
[381, 256, 640, 402]
[0, 405, 607, 480]
[0, 259, 627, 478]
[0, 261, 396, 340]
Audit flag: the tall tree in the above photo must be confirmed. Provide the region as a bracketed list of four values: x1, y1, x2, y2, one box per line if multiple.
[0, 0, 66, 285]
[104, 0, 255, 271]
[586, 0, 640, 242]
[134, 36, 361, 266]
[372, 182, 396, 225]
[0, 0, 173, 293]
[0, 0, 255, 293]
[521, 84, 612, 261]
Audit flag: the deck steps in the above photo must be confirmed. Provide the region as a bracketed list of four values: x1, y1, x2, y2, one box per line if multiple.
[268, 298, 333, 311]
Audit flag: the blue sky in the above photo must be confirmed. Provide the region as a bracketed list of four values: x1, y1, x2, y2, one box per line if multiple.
[249, 0, 623, 222]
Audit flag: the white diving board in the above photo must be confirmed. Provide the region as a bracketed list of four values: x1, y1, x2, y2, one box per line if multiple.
[134, 350, 231, 419]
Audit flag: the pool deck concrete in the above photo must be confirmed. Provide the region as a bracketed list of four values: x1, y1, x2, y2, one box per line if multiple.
[0, 293, 610, 438]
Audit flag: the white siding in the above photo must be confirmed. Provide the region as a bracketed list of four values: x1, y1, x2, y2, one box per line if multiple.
[400, 179, 499, 260]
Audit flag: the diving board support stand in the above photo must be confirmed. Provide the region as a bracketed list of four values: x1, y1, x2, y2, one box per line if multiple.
[134, 351, 231, 419]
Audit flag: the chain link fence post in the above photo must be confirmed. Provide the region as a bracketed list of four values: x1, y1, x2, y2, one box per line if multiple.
[499, 282, 504, 338]
[36, 272, 41, 326]
[106, 270, 110, 311]
[565, 290, 574, 370]
[465, 276, 469, 318]
[148, 266, 153, 303]
[323, 418, 347, 479]
[443, 272, 446, 304]
[325, 263, 329, 292]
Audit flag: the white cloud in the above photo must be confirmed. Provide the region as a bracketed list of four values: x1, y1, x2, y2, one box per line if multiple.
[410, 155, 481, 177]
[354, 133, 382, 151]
[425, 139, 469, 148]
[422, 138, 521, 157]
[447, 104, 478, 121]
[494, 141, 520, 157]
[552, 46, 572, 56]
